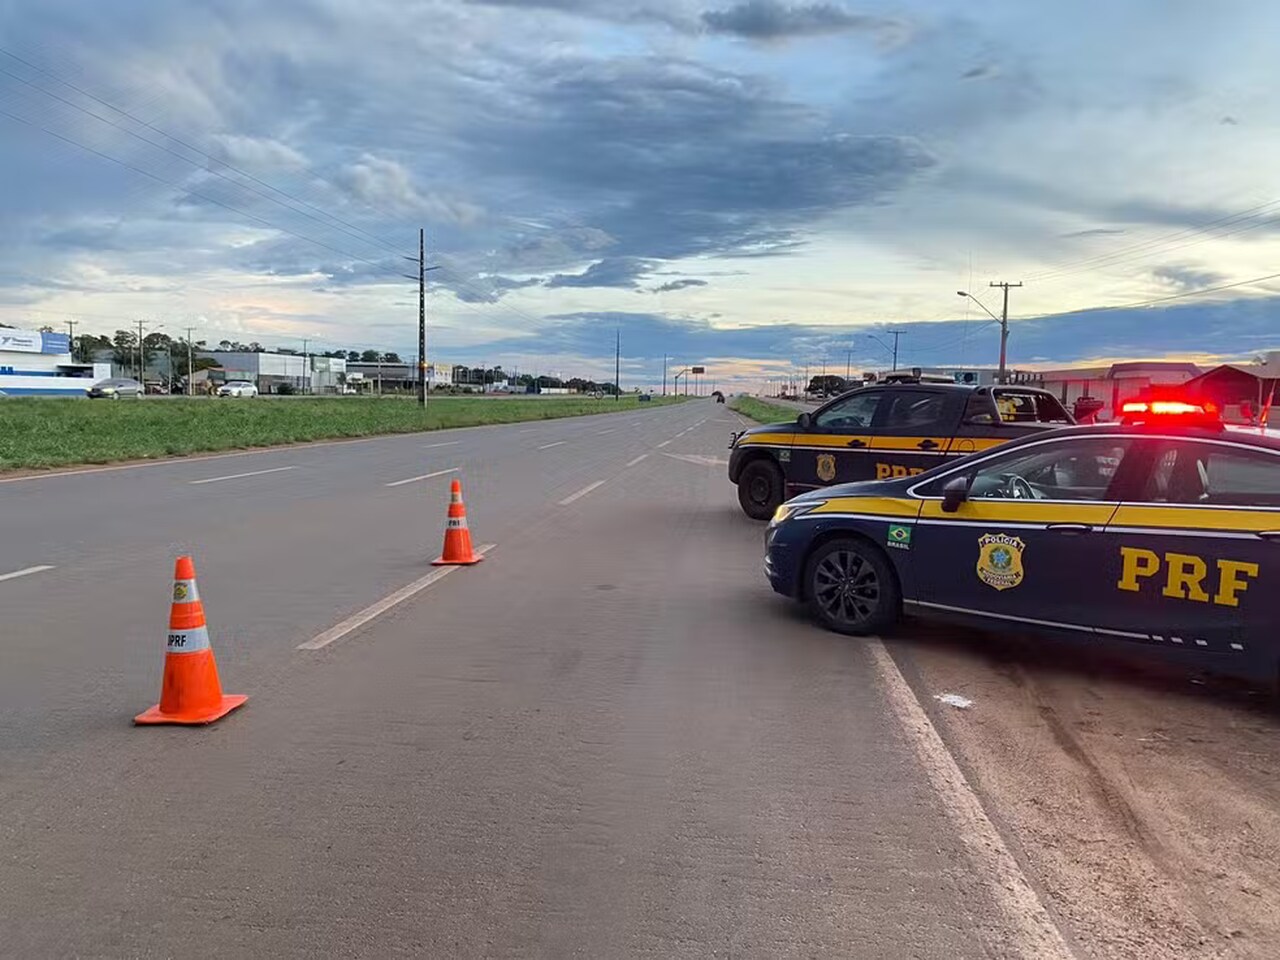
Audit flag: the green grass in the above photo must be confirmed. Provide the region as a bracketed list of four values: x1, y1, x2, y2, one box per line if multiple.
[729, 396, 801, 425]
[0, 395, 687, 472]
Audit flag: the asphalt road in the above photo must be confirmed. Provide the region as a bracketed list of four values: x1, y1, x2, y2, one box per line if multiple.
[2, 400, 1065, 958]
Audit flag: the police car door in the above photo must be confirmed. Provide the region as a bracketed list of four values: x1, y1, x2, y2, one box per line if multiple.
[910, 435, 1134, 630]
[868, 389, 963, 482]
[1103, 438, 1279, 664]
[789, 390, 883, 491]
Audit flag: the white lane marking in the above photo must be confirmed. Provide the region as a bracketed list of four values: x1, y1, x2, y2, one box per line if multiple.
[597, 429, 616, 435]
[0, 564, 55, 584]
[386, 467, 458, 488]
[867, 639, 1072, 959]
[424, 441, 460, 449]
[656, 440, 671, 448]
[558, 480, 606, 506]
[662, 452, 728, 467]
[538, 441, 567, 450]
[189, 465, 297, 485]
[298, 545, 495, 650]
[625, 453, 649, 467]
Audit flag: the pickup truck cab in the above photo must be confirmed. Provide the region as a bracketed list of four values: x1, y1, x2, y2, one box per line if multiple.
[729, 379, 1075, 519]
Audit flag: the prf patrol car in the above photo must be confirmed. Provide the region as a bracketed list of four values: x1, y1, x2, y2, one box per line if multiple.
[764, 400, 1280, 682]
[728, 375, 1074, 519]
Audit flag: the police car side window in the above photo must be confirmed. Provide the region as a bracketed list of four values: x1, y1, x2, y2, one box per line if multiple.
[878, 390, 949, 431]
[814, 391, 881, 430]
[1143, 443, 1280, 507]
[967, 438, 1131, 501]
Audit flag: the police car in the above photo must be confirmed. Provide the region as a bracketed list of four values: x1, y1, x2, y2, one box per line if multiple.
[729, 375, 1074, 519]
[764, 400, 1280, 681]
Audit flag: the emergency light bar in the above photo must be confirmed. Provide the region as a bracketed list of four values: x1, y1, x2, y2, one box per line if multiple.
[1119, 397, 1221, 426]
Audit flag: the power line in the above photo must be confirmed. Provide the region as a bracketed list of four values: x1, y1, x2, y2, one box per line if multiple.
[1027, 197, 1280, 282]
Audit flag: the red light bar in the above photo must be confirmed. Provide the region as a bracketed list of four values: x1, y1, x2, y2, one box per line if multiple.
[1121, 400, 1205, 416]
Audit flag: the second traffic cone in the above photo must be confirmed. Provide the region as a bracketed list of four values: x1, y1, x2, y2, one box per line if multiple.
[433, 478, 483, 566]
[134, 556, 248, 726]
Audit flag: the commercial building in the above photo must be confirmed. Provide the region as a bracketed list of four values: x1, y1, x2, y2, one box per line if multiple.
[343, 361, 452, 393]
[198, 351, 349, 394]
[1185, 353, 1280, 423]
[0, 327, 107, 395]
[1013, 361, 1202, 421]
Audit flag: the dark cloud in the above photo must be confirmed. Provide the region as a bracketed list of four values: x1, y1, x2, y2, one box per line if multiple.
[452, 275, 544, 303]
[1150, 265, 1226, 291]
[702, 2, 902, 41]
[546, 257, 655, 289]
[1058, 227, 1126, 239]
[651, 278, 707, 293]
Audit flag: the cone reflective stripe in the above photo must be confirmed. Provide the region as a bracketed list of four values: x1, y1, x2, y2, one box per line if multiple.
[135, 556, 247, 726]
[433, 478, 483, 566]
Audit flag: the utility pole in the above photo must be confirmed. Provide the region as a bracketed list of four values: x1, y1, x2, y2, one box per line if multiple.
[989, 281, 1022, 383]
[65, 319, 78, 363]
[846, 349, 851, 381]
[185, 326, 195, 396]
[135, 319, 146, 382]
[615, 328, 621, 402]
[890, 329, 904, 371]
[403, 228, 428, 407]
[662, 355, 667, 397]
[302, 338, 309, 395]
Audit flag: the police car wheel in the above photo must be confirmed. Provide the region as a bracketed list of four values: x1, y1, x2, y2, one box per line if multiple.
[737, 460, 783, 521]
[805, 539, 899, 636]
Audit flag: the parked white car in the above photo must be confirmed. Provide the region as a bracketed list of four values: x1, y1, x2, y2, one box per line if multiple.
[216, 380, 259, 398]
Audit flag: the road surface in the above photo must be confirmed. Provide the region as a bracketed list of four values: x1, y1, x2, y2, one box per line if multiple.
[2, 400, 1276, 958]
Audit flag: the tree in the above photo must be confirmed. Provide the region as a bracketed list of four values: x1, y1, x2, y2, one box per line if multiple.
[382, 351, 402, 363]
[346, 350, 361, 362]
[112, 330, 138, 371]
[73, 333, 112, 363]
[360, 349, 380, 362]
[38, 324, 55, 334]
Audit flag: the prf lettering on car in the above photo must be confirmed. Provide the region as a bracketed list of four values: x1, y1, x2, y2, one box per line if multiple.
[875, 463, 927, 480]
[1117, 547, 1259, 607]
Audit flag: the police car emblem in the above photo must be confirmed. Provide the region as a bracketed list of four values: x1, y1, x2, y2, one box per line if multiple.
[976, 533, 1024, 591]
[816, 454, 836, 482]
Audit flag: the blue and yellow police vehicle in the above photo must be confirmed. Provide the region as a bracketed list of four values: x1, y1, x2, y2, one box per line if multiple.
[763, 399, 1280, 681]
[729, 375, 1074, 519]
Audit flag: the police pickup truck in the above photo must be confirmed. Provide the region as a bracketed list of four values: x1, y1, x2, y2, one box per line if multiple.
[729, 376, 1074, 519]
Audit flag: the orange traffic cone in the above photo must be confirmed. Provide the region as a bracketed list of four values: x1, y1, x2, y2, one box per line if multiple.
[134, 556, 248, 725]
[432, 478, 483, 566]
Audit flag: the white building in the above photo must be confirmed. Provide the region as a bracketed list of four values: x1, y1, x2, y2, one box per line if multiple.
[199, 351, 348, 394]
[0, 327, 105, 396]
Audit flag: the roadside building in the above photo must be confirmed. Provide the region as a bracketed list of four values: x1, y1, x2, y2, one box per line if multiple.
[1013, 361, 1202, 421]
[0, 327, 106, 395]
[1185, 353, 1280, 424]
[343, 361, 452, 393]
[198, 351, 349, 394]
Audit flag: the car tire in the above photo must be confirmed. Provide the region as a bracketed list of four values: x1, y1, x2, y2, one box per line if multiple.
[804, 537, 901, 636]
[737, 459, 784, 521]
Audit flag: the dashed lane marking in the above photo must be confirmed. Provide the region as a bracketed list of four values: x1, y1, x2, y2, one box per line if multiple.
[386, 467, 458, 488]
[0, 564, 55, 584]
[867, 638, 1073, 959]
[538, 441, 567, 450]
[189, 465, 297, 485]
[656, 440, 671, 448]
[424, 441, 461, 449]
[625, 453, 649, 467]
[558, 479, 606, 506]
[297, 544, 496, 650]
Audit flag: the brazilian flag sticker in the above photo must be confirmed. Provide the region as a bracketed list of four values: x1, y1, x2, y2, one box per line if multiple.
[887, 524, 912, 550]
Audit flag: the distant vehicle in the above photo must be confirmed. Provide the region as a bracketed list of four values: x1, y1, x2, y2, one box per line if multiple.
[712, 390, 725, 403]
[638, 393, 652, 402]
[217, 380, 259, 398]
[729, 378, 1075, 520]
[87, 377, 144, 399]
[764, 398, 1280, 683]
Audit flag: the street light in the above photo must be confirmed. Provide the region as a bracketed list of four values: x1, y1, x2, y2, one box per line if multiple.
[956, 290, 1000, 322]
[958, 288, 1018, 383]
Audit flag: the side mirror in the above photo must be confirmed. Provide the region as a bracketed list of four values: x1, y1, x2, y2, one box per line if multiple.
[941, 475, 970, 513]
[796, 412, 812, 430]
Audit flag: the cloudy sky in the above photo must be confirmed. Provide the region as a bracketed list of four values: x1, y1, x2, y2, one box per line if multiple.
[1, 0, 1278, 388]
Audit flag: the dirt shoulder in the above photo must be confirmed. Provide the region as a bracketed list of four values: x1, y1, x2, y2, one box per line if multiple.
[896, 622, 1280, 959]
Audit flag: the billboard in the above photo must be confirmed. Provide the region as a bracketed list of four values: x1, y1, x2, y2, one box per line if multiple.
[691, 365, 705, 374]
[0, 328, 71, 355]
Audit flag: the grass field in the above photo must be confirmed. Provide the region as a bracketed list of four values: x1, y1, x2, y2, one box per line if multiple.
[0, 395, 686, 472]
[729, 396, 802, 424]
